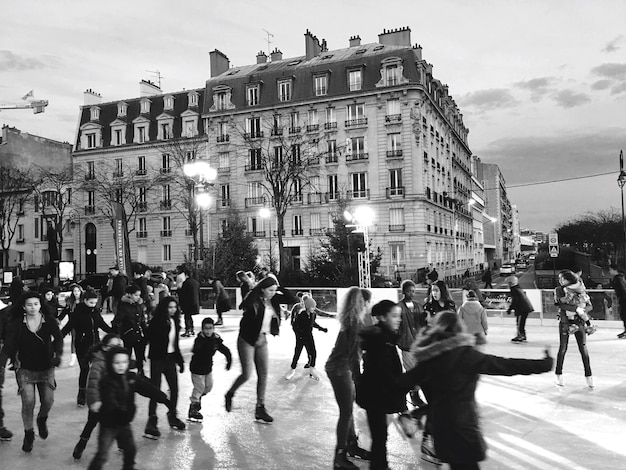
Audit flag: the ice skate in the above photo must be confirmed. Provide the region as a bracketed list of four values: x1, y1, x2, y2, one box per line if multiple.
[22, 429, 34, 453]
[168, 412, 186, 430]
[555, 374, 564, 388]
[308, 367, 320, 381]
[0, 426, 13, 441]
[143, 416, 160, 439]
[346, 435, 371, 460]
[333, 448, 358, 469]
[36, 416, 48, 439]
[77, 388, 87, 407]
[284, 368, 296, 380]
[586, 376, 595, 390]
[188, 402, 203, 423]
[225, 391, 233, 412]
[255, 404, 274, 424]
[72, 437, 88, 459]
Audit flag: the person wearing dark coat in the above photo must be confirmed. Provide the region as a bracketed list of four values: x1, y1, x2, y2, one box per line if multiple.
[87, 346, 172, 470]
[179, 270, 201, 337]
[143, 296, 186, 439]
[506, 276, 534, 342]
[112, 285, 147, 374]
[108, 266, 128, 316]
[481, 268, 493, 289]
[285, 296, 327, 380]
[61, 288, 113, 406]
[8, 277, 25, 305]
[423, 280, 456, 323]
[356, 300, 405, 470]
[397, 311, 553, 470]
[609, 264, 626, 338]
[0, 301, 12, 440]
[210, 277, 230, 326]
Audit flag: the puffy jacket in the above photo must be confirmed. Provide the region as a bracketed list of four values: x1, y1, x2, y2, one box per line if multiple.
[189, 332, 232, 375]
[86, 348, 107, 406]
[397, 297, 426, 351]
[61, 303, 112, 354]
[112, 294, 146, 343]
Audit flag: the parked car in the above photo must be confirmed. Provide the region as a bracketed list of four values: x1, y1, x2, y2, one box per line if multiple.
[79, 274, 110, 292]
[528, 254, 536, 260]
[516, 260, 529, 269]
[500, 263, 515, 275]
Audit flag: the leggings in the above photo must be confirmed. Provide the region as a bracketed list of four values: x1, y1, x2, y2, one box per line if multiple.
[228, 334, 268, 405]
[516, 313, 529, 338]
[327, 371, 357, 451]
[148, 355, 178, 416]
[366, 408, 389, 469]
[555, 322, 592, 376]
[290, 334, 316, 369]
[79, 410, 100, 440]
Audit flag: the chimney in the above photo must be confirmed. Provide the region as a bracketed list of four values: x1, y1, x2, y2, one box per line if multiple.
[256, 51, 268, 64]
[304, 29, 322, 59]
[378, 26, 412, 47]
[349, 35, 361, 47]
[413, 44, 423, 60]
[139, 79, 161, 97]
[270, 47, 283, 62]
[83, 88, 102, 106]
[209, 49, 230, 77]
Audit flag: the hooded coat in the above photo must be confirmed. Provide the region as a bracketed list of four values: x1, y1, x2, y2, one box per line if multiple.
[397, 334, 552, 465]
[458, 300, 488, 341]
[112, 294, 146, 344]
[61, 302, 112, 355]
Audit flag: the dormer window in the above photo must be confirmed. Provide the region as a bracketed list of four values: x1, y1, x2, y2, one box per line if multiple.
[247, 85, 260, 106]
[278, 79, 292, 102]
[164, 95, 174, 111]
[314, 74, 328, 96]
[348, 69, 362, 91]
[117, 102, 127, 117]
[210, 85, 235, 112]
[90, 106, 100, 121]
[188, 91, 199, 107]
[140, 98, 151, 114]
[377, 57, 408, 88]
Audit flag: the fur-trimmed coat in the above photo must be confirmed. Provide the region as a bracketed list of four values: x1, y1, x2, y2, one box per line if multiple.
[397, 334, 553, 465]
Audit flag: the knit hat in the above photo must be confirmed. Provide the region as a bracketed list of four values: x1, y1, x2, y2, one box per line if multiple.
[83, 288, 98, 300]
[466, 290, 477, 299]
[507, 276, 519, 287]
[427, 269, 438, 282]
[303, 297, 317, 310]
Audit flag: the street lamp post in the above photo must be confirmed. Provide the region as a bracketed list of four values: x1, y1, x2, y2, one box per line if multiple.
[67, 208, 82, 279]
[618, 150, 626, 270]
[344, 206, 374, 288]
[259, 207, 273, 271]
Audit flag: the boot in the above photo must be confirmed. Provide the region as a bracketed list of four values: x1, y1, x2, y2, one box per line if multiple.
[77, 388, 87, 407]
[225, 391, 234, 412]
[420, 432, 442, 466]
[167, 411, 186, 430]
[143, 415, 160, 439]
[255, 404, 273, 424]
[72, 437, 88, 459]
[308, 367, 319, 381]
[586, 376, 595, 389]
[22, 429, 35, 452]
[284, 368, 296, 380]
[555, 374, 564, 387]
[333, 448, 358, 469]
[36, 416, 48, 439]
[0, 425, 13, 441]
[346, 435, 370, 460]
[409, 389, 426, 408]
[188, 402, 203, 422]
[215, 315, 223, 326]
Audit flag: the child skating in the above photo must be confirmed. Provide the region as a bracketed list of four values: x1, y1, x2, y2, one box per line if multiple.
[285, 296, 327, 380]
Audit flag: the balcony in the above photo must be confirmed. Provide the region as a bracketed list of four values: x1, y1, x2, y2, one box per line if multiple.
[217, 167, 230, 175]
[291, 194, 303, 205]
[307, 192, 325, 204]
[218, 198, 231, 208]
[309, 228, 325, 236]
[135, 169, 147, 176]
[273, 230, 286, 236]
[307, 156, 320, 165]
[160, 230, 172, 237]
[136, 231, 148, 238]
[16, 238, 25, 244]
[270, 128, 283, 137]
[113, 171, 124, 178]
[386, 149, 403, 159]
[160, 167, 172, 174]
[326, 154, 339, 164]
[289, 126, 301, 134]
[291, 229, 304, 236]
[244, 163, 264, 172]
[137, 202, 148, 212]
[84, 173, 96, 181]
[216, 134, 230, 143]
[246, 231, 266, 238]
[389, 224, 406, 232]
[245, 197, 265, 207]
[347, 189, 370, 200]
[386, 186, 405, 198]
[346, 153, 368, 162]
[306, 124, 319, 132]
[84, 205, 96, 215]
[243, 131, 264, 139]
[325, 191, 340, 202]
[324, 122, 337, 131]
[385, 114, 402, 123]
[160, 200, 172, 210]
[345, 118, 368, 128]
[185, 229, 193, 237]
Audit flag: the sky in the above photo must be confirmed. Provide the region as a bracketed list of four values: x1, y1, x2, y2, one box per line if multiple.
[2, 0, 626, 233]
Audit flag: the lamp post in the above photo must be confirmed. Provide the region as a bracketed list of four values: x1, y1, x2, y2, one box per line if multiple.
[344, 206, 374, 288]
[67, 208, 82, 280]
[183, 160, 217, 267]
[259, 207, 274, 271]
[618, 150, 626, 270]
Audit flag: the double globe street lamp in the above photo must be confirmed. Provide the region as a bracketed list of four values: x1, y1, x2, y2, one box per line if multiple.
[344, 206, 375, 288]
[183, 160, 217, 265]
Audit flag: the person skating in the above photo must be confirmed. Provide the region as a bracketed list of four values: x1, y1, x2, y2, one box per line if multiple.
[424, 280, 456, 324]
[481, 267, 493, 289]
[61, 288, 113, 406]
[608, 264, 626, 338]
[59, 283, 84, 367]
[556, 271, 596, 335]
[459, 290, 489, 349]
[285, 296, 327, 380]
[144, 296, 186, 439]
[506, 276, 534, 342]
[188, 317, 232, 422]
[87, 346, 172, 470]
[210, 276, 230, 326]
[72, 333, 123, 459]
[0, 299, 12, 441]
[179, 269, 200, 337]
[112, 285, 148, 375]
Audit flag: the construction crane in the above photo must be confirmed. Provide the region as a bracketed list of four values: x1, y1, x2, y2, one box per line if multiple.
[0, 90, 49, 114]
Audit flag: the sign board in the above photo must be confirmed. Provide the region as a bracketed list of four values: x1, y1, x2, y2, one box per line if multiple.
[548, 233, 559, 246]
[549, 245, 559, 257]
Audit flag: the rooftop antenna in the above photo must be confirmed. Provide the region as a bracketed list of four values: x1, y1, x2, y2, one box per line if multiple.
[145, 69, 164, 89]
[262, 28, 274, 56]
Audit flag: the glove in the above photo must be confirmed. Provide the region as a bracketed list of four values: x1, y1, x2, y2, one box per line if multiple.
[543, 346, 552, 358]
[226, 361, 232, 371]
[51, 356, 61, 367]
[321, 327, 328, 333]
[178, 363, 185, 373]
[90, 401, 102, 413]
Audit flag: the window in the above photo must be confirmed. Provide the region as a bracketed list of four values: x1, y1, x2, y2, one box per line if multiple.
[347, 103, 365, 121]
[246, 182, 265, 206]
[188, 92, 198, 107]
[291, 144, 301, 165]
[162, 244, 171, 261]
[162, 185, 171, 205]
[385, 64, 400, 86]
[347, 136, 366, 160]
[310, 213, 321, 230]
[87, 161, 95, 179]
[162, 216, 171, 231]
[248, 216, 260, 234]
[387, 133, 402, 157]
[245, 117, 262, 138]
[86, 133, 97, 148]
[293, 179, 303, 202]
[325, 107, 336, 129]
[386, 99, 401, 121]
[390, 242, 405, 266]
[218, 152, 230, 169]
[289, 112, 300, 133]
[117, 102, 127, 117]
[215, 92, 227, 110]
[327, 140, 338, 163]
[115, 158, 123, 176]
[137, 126, 147, 143]
[114, 129, 123, 146]
[247, 85, 259, 106]
[138, 187, 147, 204]
[90, 106, 100, 121]
[139, 217, 147, 237]
[248, 148, 263, 170]
[115, 188, 123, 204]
[390, 208, 405, 231]
[272, 114, 282, 135]
[137, 156, 146, 174]
[327, 174, 338, 200]
[183, 120, 196, 137]
[308, 109, 318, 126]
[220, 184, 230, 207]
[278, 80, 292, 101]
[140, 99, 150, 114]
[314, 75, 328, 96]
[292, 215, 303, 235]
[348, 69, 362, 91]
[162, 153, 171, 173]
[160, 122, 172, 140]
[88, 191, 95, 206]
[17, 224, 24, 241]
[186, 150, 195, 162]
[273, 146, 283, 167]
[217, 121, 227, 140]
[351, 172, 367, 198]
[164, 95, 174, 110]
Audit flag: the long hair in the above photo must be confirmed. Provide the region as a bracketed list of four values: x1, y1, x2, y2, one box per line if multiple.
[416, 310, 466, 347]
[241, 276, 277, 309]
[338, 286, 367, 331]
[152, 296, 181, 326]
[67, 283, 84, 312]
[432, 280, 453, 304]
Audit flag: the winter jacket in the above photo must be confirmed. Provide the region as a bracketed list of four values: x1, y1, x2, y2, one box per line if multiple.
[325, 322, 362, 378]
[189, 332, 232, 375]
[507, 285, 534, 316]
[61, 303, 112, 354]
[292, 309, 325, 338]
[99, 370, 169, 427]
[86, 348, 107, 406]
[424, 299, 456, 323]
[397, 334, 553, 465]
[0, 314, 63, 371]
[179, 278, 201, 314]
[611, 273, 626, 304]
[213, 280, 231, 313]
[458, 300, 488, 336]
[397, 297, 426, 351]
[112, 294, 146, 344]
[356, 324, 406, 413]
[238, 288, 296, 346]
[147, 314, 183, 365]
[110, 274, 128, 300]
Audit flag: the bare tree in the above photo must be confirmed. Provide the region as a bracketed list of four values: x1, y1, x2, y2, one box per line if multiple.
[0, 165, 36, 267]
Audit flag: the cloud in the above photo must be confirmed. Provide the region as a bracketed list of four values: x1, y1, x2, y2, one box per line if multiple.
[0, 50, 60, 71]
[591, 79, 612, 90]
[456, 88, 519, 113]
[591, 63, 626, 80]
[551, 89, 591, 108]
[610, 81, 626, 95]
[602, 35, 625, 53]
[513, 77, 556, 101]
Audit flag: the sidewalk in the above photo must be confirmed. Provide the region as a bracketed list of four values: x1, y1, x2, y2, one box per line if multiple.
[1, 311, 625, 469]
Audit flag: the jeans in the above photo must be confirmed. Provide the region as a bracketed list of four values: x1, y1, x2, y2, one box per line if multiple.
[516, 313, 529, 338]
[184, 311, 196, 332]
[148, 355, 178, 417]
[0, 366, 5, 427]
[16, 368, 55, 430]
[88, 424, 136, 470]
[555, 322, 592, 376]
[228, 334, 268, 405]
[79, 410, 99, 440]
[122, 337, 146, 373]
[190, 373, 213, 402]
[290, 334, 316, 369]
[77, 345, 91, 390]
[327, 371, 357, 451]
[366, 407, 389, 469]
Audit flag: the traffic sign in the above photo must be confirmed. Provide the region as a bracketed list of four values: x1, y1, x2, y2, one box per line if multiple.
[549, 246, 559, 257]
[548, 233, 558, 246]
